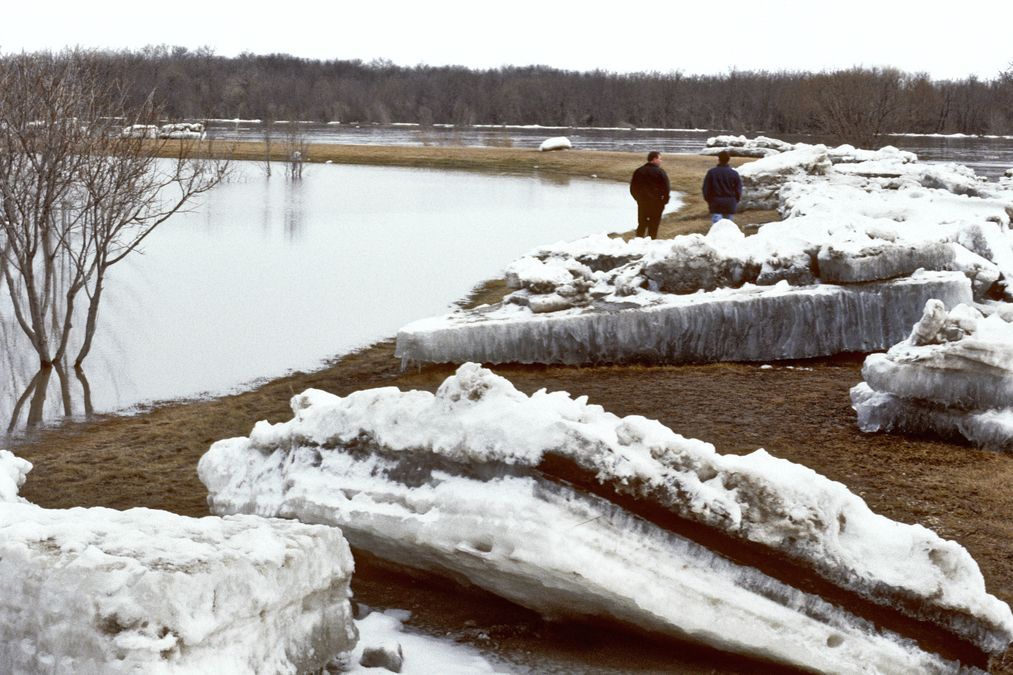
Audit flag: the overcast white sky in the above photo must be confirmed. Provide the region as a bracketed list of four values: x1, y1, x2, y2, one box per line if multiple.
[2, 0, 1009, 81]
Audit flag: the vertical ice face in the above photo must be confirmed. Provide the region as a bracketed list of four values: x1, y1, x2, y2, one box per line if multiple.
[396, 272, 974, 366]
[199, 364, 1013, 673]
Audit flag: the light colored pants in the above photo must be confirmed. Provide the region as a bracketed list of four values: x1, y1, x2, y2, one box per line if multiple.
[711, 213, 735, 225]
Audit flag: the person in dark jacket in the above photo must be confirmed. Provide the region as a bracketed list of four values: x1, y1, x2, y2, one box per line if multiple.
[702, 150, 743, 224]
[629, 151, 670, 239]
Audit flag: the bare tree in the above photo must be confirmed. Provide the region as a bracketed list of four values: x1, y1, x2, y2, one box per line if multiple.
[799, 67, 904, 148]
[0, 50, 228, 428]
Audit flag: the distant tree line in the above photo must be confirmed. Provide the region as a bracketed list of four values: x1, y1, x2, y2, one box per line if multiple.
[7, 47, 1013, 148]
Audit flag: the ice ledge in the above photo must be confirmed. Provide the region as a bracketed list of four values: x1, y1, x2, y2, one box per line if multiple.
[396, 272, 973, 366]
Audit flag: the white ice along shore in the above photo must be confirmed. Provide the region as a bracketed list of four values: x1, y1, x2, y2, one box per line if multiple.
[852, 299, 1013, 451]
[121, 122, 206, 140]
[0, 451, 357, 675]
[199, 364, 1013, 675]
[396, 139, 1013, 367]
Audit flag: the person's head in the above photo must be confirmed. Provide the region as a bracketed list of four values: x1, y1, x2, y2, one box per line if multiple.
[647, 151, 662, 165]
[717, 150, 730, 164]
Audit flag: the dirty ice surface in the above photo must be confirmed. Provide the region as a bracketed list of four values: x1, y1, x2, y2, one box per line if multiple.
[198, 363, 1013, 674]
[396, 139, 1013, 367]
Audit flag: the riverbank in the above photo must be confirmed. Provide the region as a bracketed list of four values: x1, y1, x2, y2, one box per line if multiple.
[8, 148, 1013, 675]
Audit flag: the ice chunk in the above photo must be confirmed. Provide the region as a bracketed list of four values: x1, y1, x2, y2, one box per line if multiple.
[817, 239, 956, 283]
[863, 316, 1013, 410]
[0, 503, 357, 674]
[395, 272, 973, 366]
[738, 145, 834, 210]
[641, 233, 760, 293]
[199, 364, 1013, 671]
[851, 382, 1013, 452]
[0, 449, 32, 503]
[853, 300, 1013, 451]
[538, 136, 571, 151]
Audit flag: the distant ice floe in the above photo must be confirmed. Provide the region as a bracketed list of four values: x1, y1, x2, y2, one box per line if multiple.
[0, 451, 357, 675]
[122, 122, 206, 140]
[396, 138, 1013, 367]
[198, 363, 1013, 674]
[538, 136, 572, 151]
[703, 134, 798, 157]
[852, 299, 1013, 451]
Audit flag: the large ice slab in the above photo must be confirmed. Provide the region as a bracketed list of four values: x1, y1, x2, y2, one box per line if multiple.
[852, 299, 1013, 451]
[396, 272, 972, 366]
[199, 364, 1013, 673]
[0, 501, 357, 674]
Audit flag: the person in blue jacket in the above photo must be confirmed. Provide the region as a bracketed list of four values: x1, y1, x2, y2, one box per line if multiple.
[702, 150, 742, 225]
[629, 151, 670, 239]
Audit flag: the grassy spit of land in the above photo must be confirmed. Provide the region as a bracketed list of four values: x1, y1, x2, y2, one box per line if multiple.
[10, 144, 1013, 675]
[15, 142, 775, 514]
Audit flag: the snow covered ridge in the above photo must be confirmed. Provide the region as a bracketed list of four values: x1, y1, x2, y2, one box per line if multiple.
[0, 460, 358, 674]
[396, 139, 1013, 367]
[852, 299, 1013, 451]
[198, 364, 1013, 673]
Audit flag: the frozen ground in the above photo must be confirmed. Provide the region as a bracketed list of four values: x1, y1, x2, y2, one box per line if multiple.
[396, 140, 1013, 368]
[199, 363, 1013, 674]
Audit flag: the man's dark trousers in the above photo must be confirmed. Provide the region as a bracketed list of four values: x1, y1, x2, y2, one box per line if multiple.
[637, 200, 664, 239]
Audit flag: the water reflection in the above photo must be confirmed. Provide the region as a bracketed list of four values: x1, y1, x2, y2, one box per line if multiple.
[1, 162, 631, 430]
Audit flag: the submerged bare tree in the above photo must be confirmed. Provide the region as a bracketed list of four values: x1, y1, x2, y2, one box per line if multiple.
[799, 67, 904, 148]
[0, 50, 228, 429]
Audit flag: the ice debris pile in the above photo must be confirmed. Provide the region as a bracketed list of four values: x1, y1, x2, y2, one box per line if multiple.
[0, 450, 358, 675]
[121, 122, 206, 140]
[199, 363, 1013, 675]
[852, 298, 1013, 451]
[703, 134, 798, 157]
[397, 139, 1013, 367]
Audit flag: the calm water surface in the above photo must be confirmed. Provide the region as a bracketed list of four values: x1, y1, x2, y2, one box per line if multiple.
[1, 163, 633, 427]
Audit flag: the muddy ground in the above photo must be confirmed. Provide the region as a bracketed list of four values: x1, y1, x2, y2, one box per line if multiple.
[8, 340, 1013, 674]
